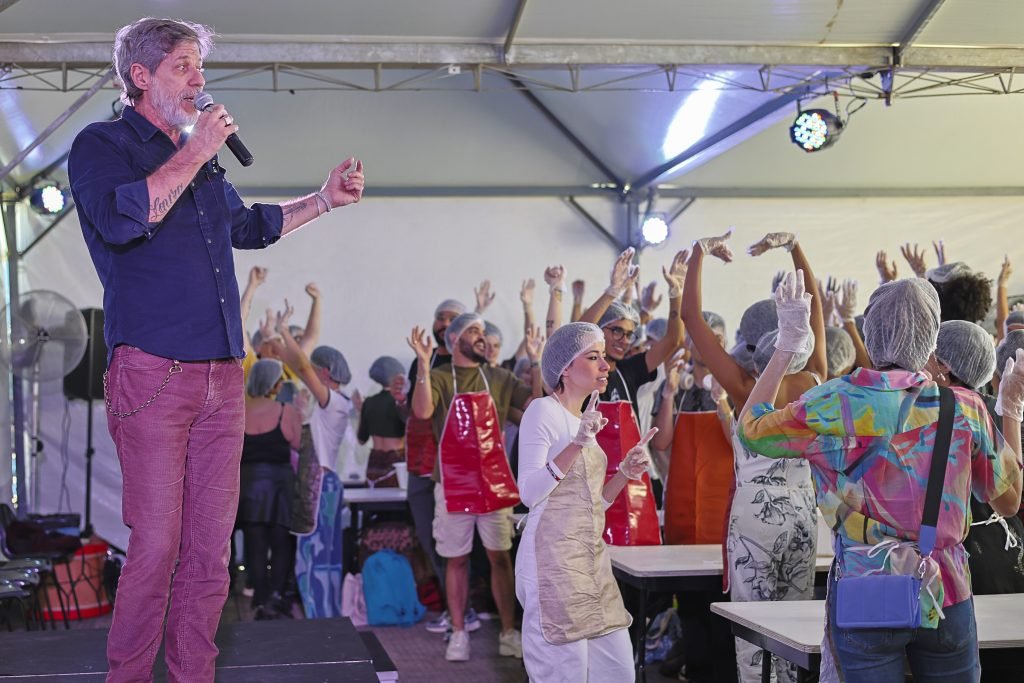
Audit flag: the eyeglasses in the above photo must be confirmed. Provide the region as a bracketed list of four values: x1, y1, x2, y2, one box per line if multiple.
[606, 326, 637, 342]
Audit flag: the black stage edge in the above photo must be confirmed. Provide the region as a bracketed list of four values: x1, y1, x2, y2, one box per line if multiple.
[0, 618, 385, 682]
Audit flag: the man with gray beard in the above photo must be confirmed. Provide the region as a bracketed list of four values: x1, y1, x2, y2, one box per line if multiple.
[68, 17, 364, 682]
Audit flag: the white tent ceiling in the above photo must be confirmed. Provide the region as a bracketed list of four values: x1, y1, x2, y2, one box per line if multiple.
[3, 0, 1024, 208]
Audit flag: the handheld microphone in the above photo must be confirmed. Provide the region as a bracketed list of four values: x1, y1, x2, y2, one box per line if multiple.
[192, 91, 254, 167]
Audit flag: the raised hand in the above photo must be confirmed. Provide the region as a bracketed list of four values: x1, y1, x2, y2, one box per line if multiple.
[996, 348, 1024, 422]
[572, 279, 586, 301]
[474, 279, 496, 313]
[573, 390, 609, 447]
[621, 269, 641, 305]
[900, 243, 928, 278]
[747, 232, 795, 257]
[524, 325, 545, 362]
[620, 427, 658, 479]
[275, 299, 295, 333]
[406, 326, 435, 365]
[607, 247, 639, 297]
[641, 281, 663, 314]
[321, 158, 364, 209]
[248, 266, 268, 288]
[305, 282, 321, 300]
[662, 249, 690, 296]
[773, 270, 813, 353]
[933, 240, 947, 267]
[694, 229, 735, 263]
[544, 265, 566, 291]
[520, 278, 536, 307]
[876, 250, 898, 284]
[999, 255, 1013, 288]
[836, 279, 859, 323]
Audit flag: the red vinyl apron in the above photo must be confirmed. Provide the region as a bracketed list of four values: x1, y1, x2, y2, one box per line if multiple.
[438, 366, 521, 514]
[596, 369, 661, 546]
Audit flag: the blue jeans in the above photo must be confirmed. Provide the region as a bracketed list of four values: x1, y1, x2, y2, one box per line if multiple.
[827, 593, 980, 683]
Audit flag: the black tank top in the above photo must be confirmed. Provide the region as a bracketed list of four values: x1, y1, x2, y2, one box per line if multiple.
[242, 405, 291, 465]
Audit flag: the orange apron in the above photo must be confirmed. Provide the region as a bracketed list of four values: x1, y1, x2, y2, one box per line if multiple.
[596, 370, 661, 546]
[662, 410, 734, 545]
[438, 366, 521, 514]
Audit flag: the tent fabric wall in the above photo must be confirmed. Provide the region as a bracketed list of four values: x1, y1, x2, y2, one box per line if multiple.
[9, 194, 1021, 548]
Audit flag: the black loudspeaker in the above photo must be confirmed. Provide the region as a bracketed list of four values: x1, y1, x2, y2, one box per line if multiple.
[64, 308, 106, 401]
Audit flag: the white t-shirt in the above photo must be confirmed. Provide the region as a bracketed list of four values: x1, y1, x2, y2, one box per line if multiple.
[310, 389, 354, 470]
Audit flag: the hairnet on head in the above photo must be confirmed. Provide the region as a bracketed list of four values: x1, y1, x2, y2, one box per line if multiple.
[311, 345, 351, 385]
[251, 329, 266, 349]
[703, 311, 727, 336]
[1007, 310, 1024, 330]
[598, 300, 641, 329]
[863, 278, 940, 372]
[855, 314, 866, 340]
[996, 330, 1024, 377]
[369, 356, 405, 387]
[513, 356, 532, 378]
[926, 262, 973, 284]
[753, 329, 814, 375]
[739, 299, 778, 349]
[435, 299, 467, 318]
[247, 359, 284, 397]
[728, 341, 755, 374]
[444, 312, 485, 353]
[935, 320, 995, 390]
[825, 327, 856, 377]
[484, 321, 503, 344]
[542, 322, 605, 390]
[646, 318, 668, 343]
[288, 325, 304, 338]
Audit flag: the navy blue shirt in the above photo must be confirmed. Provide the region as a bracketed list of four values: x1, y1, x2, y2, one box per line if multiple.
[68, 106, 283, 362]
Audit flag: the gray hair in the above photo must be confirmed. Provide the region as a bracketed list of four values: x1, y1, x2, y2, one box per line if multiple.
[113, 18, 215, 106]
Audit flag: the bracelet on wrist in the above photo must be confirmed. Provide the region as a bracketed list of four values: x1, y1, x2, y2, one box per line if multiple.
[315, 190, 333, 213]
[546, 461, 563, 482]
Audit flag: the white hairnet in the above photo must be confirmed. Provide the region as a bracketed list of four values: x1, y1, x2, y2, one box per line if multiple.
[925, 261, 973, 284]
[730, 341, 756, 374]
[542, 322, 604, 390]
[863, 278, 940, 372]
[445, 312, 484, 353]
[703, 310, 727, 336]
[935, 320, 995, 390]
[598, 300, 641, 329]
[753, 329, 814, 375]
[484, 321, 503, 344]
[739, 299, 778, 348]
[646, 318, 668, 342]
[825, 326, 856, 377]
[996, 330, 1024, 377]
[369, 356, 405, 387]
[247, 359, 284, 397]
[435, 299, 467, 317]
[1007, 310, 1024, 329]
[311, 345, 351, 385]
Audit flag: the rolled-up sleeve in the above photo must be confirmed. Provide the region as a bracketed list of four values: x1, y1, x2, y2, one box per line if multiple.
[69, 130, 158, 244]
[738, 400, 818, 459]
[223, 180, 283, 250]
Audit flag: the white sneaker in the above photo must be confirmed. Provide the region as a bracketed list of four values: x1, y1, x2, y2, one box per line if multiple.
[445, 629, 470, 662]
[498, 628, 523, 658]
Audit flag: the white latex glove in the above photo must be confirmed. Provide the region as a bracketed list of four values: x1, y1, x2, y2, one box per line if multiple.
[606, 247, 639, 298]
[774, 270, 813, 353]
[619, 427, 658, 480]
[996, 348, 1024, 422]
[573, 390, 610, 447]
[694, 229, 734, 263]
[836, 279, 859, 323]
[747, 232, 796, 256]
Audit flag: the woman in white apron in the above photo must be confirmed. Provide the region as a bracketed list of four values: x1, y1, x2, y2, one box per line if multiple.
[516, 322, 657, 682]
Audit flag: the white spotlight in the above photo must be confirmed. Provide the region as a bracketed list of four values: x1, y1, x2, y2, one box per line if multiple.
[641, 214, 669, 246]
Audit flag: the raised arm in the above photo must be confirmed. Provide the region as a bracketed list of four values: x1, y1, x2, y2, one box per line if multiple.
[407, 326, 437, 420]
[580, 247, 636, 324]
[298, 282, 323, 354]
[996, 256, 1012, 344]
[682, 234, 754, 408]
[651, 359, 683, 452]
[835, 279, 872, 370]
[899, 242, 929, 279]
[239, 266, 267, 355]
[474, 280, 496, 315]
[645, 250, 688, 372]
[276, 158, 364, 237]
[876, 250, 898, 284]
[543, 266, 567, 337]
[276, 307, 330, 409]
[571, 280, 585, 322]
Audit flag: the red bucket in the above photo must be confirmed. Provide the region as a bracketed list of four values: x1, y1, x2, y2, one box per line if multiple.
[43, 538, 113, 621]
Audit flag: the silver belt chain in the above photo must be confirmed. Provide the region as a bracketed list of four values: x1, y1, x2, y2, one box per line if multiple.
[104, 361, 183, 418]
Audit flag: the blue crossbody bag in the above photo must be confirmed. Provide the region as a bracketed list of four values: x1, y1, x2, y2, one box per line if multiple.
[835, 386, 954, 630]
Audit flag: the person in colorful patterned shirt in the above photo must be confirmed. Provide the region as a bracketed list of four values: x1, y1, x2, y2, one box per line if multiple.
[738, 274, 1024, 683]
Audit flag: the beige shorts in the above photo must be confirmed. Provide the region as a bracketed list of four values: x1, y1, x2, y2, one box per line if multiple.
[432, 483, 514, 558]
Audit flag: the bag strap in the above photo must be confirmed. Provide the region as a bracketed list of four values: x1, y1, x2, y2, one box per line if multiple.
[919, 386, 955, 556]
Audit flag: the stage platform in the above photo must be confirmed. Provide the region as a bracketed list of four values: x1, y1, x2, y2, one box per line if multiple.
[0, 618, 395, 682]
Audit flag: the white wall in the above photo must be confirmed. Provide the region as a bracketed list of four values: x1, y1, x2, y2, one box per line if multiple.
[8, 194, 1023, 548]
